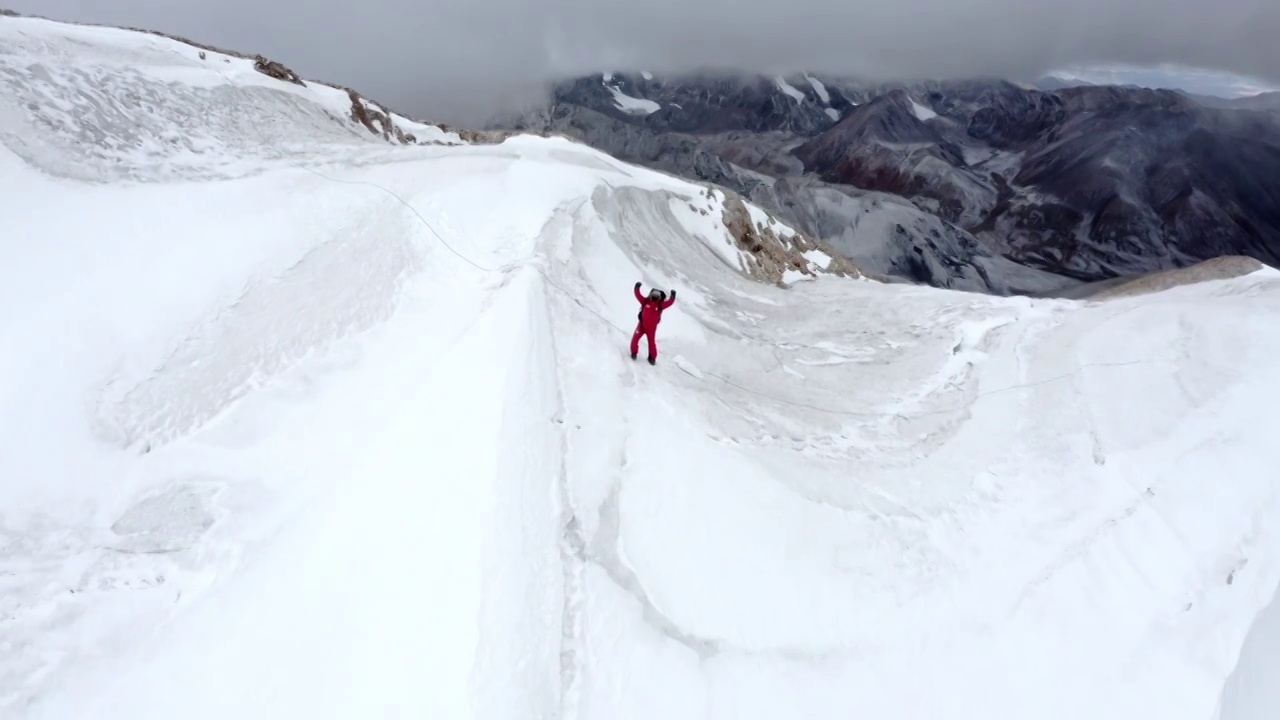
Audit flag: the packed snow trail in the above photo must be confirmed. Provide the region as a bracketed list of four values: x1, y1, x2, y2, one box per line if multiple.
[5, 13, 1280, 720]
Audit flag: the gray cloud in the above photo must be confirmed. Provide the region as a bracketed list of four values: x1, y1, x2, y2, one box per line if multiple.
[5, 0, 1279, 123]
[1062, 64, 1279, 97]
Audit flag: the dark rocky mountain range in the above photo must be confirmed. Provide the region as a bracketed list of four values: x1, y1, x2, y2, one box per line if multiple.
[503, 72, 1280, 295]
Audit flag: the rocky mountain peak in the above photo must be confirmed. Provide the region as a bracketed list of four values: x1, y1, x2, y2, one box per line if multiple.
[517, 72, 1280, 294]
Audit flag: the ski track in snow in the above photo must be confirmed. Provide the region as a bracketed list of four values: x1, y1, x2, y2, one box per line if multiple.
[3, 13, 1280, 720]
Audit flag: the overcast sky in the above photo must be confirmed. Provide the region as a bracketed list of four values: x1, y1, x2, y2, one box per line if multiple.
[6, 0, 1278, 123]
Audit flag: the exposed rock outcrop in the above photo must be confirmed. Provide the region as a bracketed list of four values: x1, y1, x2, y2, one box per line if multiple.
[512, 74, 1080, 296]
[346, 88, 410, 143]
[717, 188, 862, 285]
[253, 55, 305, 86]
[455, 128, 521, 144]
[514, 72, 1280, 295]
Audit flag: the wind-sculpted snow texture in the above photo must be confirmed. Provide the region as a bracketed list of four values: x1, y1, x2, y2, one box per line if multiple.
[4, 14, 1280, 720]
[0, 15, 460, 182]
[524, 72, 1280, 294]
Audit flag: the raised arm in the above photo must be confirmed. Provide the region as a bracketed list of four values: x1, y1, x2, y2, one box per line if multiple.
[634, 282, 645, 304]
[662, 289, 676, 309]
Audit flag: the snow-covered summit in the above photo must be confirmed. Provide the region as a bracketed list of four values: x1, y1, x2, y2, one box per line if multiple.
[0, 12, 462, 182]
[3, 12, 1280, 720]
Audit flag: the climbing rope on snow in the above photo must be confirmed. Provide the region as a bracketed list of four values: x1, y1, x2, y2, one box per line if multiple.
[144, 38, 1221, 585]
[163, 40, 1152, 422]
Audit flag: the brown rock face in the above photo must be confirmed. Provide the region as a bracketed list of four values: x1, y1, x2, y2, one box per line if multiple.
[456, 128, 518, 144]
[346, 88, 402, 142]
[253, 55, 305, 86]
[718, 189, 862, 285]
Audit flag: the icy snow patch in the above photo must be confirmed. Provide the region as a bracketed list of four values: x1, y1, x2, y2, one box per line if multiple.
[911, 99, 938, 121]
[962, 146, 1000, 166]
[805, 74, 830, 103]
[825, 108, 841, 121]
[607, 85, 660, 115]
[668, 195, 749, 272]
[392, 115, 463, 145]
[744, 202, 798, 237]
[108, 483, 220, 554]
[781, 269, 812, 285]
[804, 249, 834, 270]
[642, 71, 654, 80]
[774, 76, 806, 103]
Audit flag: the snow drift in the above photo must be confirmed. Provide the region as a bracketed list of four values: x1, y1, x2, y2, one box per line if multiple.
[3, 13, 1280, 720]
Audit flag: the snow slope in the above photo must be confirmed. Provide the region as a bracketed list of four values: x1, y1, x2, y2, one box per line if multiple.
[0, 13, 459, 183]
[805, 74, 831, 103]
[4, 13, 1280, 720]
[774, 75, 806, 103]
[911, 98, 939, 121]
[1217, 589, 1280, 719]
[603, 76, 660, 115]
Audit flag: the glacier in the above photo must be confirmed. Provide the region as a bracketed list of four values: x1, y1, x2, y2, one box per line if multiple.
[2, 12, 1280, 720]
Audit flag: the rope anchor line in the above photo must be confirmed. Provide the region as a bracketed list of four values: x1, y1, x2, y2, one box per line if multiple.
[178, 42, 1151, 422]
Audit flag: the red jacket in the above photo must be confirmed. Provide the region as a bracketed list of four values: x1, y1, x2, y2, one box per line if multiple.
[635, 285, 675, 331]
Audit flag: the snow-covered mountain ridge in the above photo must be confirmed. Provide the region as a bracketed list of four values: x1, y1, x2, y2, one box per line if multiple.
[4, 12, 1280, 720]
[0, 10, 466, 183]
[521, 72, 1280, 295]
[0, 11, 849, 286]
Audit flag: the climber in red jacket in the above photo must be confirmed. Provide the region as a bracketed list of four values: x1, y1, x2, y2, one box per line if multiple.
[631, 282, 676, 365]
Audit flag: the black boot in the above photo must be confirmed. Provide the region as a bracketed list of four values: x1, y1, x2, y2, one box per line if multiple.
[648, 356, 656, 365]
[631, 352, 637, 360]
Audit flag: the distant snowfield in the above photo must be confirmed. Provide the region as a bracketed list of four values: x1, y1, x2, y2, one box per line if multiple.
[3, 13, 1280, 720]
[804, 73, 830, 103]
[605, 78, 660, 115]
[911, 98, 939, 121]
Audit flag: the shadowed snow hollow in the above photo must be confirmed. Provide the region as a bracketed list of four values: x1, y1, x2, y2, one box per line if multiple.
[1217, 583, 1280, 720]
[3, 13, 1280, 720]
